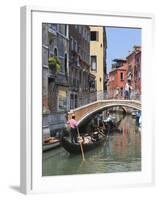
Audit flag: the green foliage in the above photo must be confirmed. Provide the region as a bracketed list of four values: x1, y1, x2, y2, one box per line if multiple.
[48, 56, 61, 72]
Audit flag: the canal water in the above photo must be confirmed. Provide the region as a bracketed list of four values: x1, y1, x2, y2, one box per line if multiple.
[42, 113, 141, 176]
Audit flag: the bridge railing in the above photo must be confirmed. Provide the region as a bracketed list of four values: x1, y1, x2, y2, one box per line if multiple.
[75, 90, 141, 109]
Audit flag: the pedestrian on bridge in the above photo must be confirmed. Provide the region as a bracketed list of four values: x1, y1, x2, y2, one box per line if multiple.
[114, 87, 119, 99]
[124, 82, 129, 99]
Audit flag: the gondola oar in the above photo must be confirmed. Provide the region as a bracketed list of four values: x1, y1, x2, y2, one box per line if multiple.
[77, 126, 85, 162]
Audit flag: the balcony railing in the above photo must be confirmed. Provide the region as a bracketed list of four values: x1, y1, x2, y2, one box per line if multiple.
[48, 68, 56, 78]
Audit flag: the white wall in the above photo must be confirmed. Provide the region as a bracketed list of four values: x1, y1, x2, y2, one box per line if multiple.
[0, 0, 158, 199]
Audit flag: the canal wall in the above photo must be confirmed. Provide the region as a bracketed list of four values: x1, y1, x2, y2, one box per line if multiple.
[42, 112, 67, 141]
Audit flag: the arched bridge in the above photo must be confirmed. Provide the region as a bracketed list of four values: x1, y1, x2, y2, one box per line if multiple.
[68, 99, 141, 125]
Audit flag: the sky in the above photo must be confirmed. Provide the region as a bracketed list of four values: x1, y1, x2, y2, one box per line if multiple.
[106, 27, 141, 73]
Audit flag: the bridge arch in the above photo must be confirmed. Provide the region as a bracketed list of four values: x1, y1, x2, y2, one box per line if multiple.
[77, 103, 140, 125]
[68, 100, 141, 125]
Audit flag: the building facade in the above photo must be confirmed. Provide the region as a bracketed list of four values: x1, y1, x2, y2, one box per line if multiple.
[42, 24, 108, 139]
[42, 23, 69, 138]
[90, 26, 107, 99]
[69, 25, 96, 109]
[108, 46, 141, 99]
[108, 59, 127, 98]
[127, 46, 141, 97]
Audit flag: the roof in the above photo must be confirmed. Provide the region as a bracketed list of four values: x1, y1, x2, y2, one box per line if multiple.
[109, 65, 127, 74]
[112, 58, 127, 63]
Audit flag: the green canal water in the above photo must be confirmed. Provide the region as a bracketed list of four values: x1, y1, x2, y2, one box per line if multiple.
[42, 114, 141, 176]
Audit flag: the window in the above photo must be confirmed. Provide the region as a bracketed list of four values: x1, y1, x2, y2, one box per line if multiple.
[64, 53, 68, 74]
[58, 90, 67, 111]
[64, 25, 67, 37]
[79, 70, 82, 81]
[91, 56, 97, 71]
[90, 31, 99, 41]
[70, 94, 74, 109]
[74, 40, 78, 52]
[77, 56, 80, 67]
[120, 72, 124, 80]
[54, 48, 57, 56]
[70, 37, 73, 50]
[128, 71, 132, 80]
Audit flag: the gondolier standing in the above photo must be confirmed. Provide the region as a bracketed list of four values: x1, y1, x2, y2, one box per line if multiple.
[67, 114, 78, 143]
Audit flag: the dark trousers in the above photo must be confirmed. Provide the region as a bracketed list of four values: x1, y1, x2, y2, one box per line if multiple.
[71, 128, 78, 143]
[124, 90, 129, 99]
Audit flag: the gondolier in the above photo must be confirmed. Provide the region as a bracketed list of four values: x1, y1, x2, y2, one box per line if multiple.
[67, 114, 78, 143]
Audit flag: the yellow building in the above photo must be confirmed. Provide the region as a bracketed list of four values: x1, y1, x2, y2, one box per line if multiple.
[90, 26, 107, 99]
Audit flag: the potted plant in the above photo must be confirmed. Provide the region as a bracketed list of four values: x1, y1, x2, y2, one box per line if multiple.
[48, 56, 61, 73]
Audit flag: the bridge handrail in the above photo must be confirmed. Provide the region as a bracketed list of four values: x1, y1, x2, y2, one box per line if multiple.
[70, 90, 141, 110]
[69, 99, 141, 113]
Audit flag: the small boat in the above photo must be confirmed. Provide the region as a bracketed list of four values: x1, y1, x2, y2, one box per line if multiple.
[43, 137, 60, 152]
[61, 133, 106, 154]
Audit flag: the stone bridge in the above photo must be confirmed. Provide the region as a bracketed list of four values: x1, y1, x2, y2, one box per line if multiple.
[68, 99, 141, 125]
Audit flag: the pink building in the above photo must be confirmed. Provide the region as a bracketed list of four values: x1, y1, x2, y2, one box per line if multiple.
[108, 46, 141, 99]
[126, 46, 141, 97]
[108, 59, 127, 98]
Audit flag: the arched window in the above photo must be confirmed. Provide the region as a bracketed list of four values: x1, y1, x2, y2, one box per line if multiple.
[64, 53, 67, 74]
[70, 37, 73, 50]
[54, 47, 57, 56]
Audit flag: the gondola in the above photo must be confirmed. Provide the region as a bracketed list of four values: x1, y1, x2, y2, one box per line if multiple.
[61, 133, 106, 154]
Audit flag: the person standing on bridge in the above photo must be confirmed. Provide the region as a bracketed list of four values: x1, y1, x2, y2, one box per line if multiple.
[114, 87, 119, 99]
[67, 114, 78, 143]
[124, 82, 129, 99]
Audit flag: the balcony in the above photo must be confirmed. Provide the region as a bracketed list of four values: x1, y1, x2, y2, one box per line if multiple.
[55, 73, 69, 87]
[48, 68, 56, 79]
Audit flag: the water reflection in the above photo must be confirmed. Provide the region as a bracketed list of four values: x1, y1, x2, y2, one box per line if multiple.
[42, 114, 141, 176]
